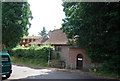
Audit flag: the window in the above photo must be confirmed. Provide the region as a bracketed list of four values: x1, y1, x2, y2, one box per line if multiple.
[55, 46, 62, 52]
[33, 39, 35, 41]
[29, 39, 32, 42]
[23, 40, 25, 42]
[25, 39, 27, 42]
[44, 35, 50, 40]
[0, 55, 10, 63]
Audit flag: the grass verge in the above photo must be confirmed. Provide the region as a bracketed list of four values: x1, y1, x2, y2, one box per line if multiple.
[11, 56, 49, 68]
[88, 71, 120, 79]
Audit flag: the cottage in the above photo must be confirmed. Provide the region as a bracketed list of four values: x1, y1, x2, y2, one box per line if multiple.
[20, 36, 41, 46]
[29, 29, 91, 70]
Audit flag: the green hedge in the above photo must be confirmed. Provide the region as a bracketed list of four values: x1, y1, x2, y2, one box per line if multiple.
[10, 45, 54, 62]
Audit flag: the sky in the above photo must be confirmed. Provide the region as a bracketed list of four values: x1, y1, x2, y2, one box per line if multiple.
[28, 0, 66, 36]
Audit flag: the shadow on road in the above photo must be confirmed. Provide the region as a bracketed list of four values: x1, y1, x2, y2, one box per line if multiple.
[3, 79, 120, 81]
[4, 71, 103, 80]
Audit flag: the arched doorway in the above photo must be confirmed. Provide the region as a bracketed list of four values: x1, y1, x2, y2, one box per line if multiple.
[76, 54, 83, 69]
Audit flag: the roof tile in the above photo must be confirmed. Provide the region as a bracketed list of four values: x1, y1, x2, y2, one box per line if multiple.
[29, 29, 69, 45]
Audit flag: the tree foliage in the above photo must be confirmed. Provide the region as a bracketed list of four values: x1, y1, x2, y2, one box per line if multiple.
[61, 2, 120, 62]
[61, 2, 120, 75]
[38, 27, 47, 36]
[2, 2, 33, 49]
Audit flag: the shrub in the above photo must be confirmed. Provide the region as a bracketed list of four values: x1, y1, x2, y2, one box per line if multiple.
[11, 45, 54, 62]
[101, 55, 120, 76]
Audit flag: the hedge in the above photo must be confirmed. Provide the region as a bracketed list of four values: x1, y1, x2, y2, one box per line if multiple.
[10, 45, 54, 62]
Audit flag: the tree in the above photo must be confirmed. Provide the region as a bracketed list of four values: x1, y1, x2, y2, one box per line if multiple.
[61, 2, 120, 75]
[2, 2, 33, 49]
[61, 2, 119, 62]
[38, 27, 46, 36]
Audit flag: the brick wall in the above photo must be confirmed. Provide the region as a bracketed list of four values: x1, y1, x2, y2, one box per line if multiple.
[69, 47, 90, 69]
[60, 46, 91, 70]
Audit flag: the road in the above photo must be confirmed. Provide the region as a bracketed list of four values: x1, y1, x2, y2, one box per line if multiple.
[3, 65, 101, 80]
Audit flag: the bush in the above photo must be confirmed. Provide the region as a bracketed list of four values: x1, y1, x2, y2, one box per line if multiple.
[90, 55, 120, 77]
[101, 55, 120, 76]
[10, 45, 54, 62]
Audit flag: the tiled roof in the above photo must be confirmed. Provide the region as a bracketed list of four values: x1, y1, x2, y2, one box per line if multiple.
[29, 29, 69, 45]
[23, 36, 41, 39]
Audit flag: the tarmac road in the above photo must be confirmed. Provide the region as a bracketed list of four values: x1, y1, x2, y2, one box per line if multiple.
[3, 65, 102, 80]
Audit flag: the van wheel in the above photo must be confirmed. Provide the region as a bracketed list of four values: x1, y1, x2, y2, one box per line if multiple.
[2, 74, 10, 80]
[6, 74, 11, 78]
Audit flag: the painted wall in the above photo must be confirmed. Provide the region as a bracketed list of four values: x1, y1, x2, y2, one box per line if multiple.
[61, 46, 71, 68]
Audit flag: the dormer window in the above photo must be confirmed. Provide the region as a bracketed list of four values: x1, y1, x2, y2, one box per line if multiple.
[44, 35, 50, 40]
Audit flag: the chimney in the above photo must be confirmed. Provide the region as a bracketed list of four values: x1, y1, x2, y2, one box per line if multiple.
[54, 26, 56, 30]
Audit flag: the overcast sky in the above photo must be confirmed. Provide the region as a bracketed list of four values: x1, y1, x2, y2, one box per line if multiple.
[28, 0, 66, 36]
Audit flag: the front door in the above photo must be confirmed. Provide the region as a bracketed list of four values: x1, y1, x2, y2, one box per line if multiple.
[76, 54, 83, 69]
